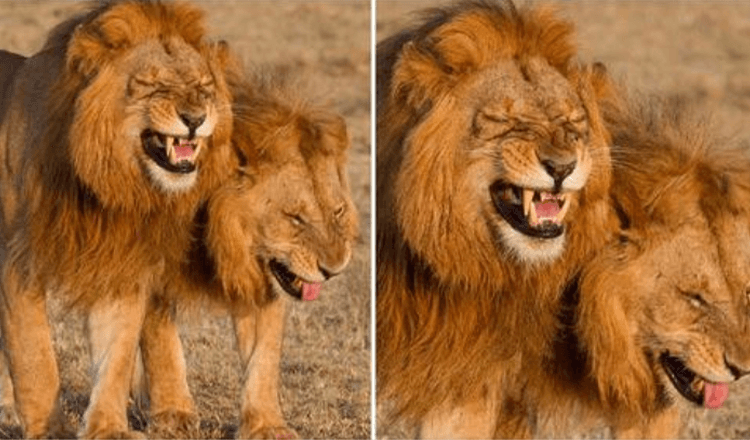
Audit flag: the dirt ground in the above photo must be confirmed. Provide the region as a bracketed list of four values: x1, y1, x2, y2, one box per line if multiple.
[0, 1, 370, 439]
[377, 1, 750, 439]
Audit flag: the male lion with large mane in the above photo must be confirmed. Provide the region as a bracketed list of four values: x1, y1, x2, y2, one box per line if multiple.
[376, 0, 616, 437]
[515, 89, 750, 438]
[136, 78, 359, 439]
[0, 1, 234, 437]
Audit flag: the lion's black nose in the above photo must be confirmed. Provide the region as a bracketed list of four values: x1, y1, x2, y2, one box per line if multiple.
[542, 159, 576, 192]
[179, 113, 206, 137]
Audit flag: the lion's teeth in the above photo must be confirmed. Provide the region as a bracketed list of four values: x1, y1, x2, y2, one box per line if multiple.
[166, 136, 175, 162]
[528, 198, 539, 226]
[523, 188, 533, 217]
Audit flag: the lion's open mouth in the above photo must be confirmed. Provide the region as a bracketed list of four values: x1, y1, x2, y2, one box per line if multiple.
[141, 129, 203, 174]
[660, 352, 729, 409]
[490, 181, 570, 239]
[269, 259, 321, 301]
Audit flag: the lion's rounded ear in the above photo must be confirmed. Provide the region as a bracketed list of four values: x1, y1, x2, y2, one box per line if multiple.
[589, 61, 618, 103]
[300, 110, 350, 157]
[390, 40, 453, 112]
[66, 24, 110, 79]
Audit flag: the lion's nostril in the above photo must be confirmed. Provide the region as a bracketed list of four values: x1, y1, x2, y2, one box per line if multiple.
[319, 266, 334, 280]
[725, 355, 750, 380]
[179, 113, 206, 136]
[541, 159, 576, 192]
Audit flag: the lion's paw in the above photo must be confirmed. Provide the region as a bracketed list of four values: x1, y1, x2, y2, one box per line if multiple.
[148, 409, 200, 439]
[237, 424, 299, 440]
[0, 404, 20, 427]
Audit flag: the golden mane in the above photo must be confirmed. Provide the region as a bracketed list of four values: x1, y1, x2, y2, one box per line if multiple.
[376, 0, 616, 431]
[521, 92, 750, 438]
[177, 77, 354, 307]
[579, 94, 750, 421]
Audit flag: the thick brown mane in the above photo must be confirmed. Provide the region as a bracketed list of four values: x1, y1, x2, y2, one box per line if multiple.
[376, 0, 616, 430]
[174, 76, 353, 307]
[576, 94, 750, 424]
[0, 1, 236, 436]
[0, 0, 236, 309]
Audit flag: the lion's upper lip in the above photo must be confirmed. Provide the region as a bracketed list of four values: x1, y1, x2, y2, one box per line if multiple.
[141, 129, 203, 174]
[660, 352, 726, 407]
[269, 259, 321, 301]
[490, 180, 569, 239]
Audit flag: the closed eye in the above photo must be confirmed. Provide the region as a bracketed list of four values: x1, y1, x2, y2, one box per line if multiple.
[286, 213, 306, 227]
[680, 289, 709, 309]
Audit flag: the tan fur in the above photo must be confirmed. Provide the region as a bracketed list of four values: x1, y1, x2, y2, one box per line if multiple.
[376, 1, 616, 436]
[577, 93, 750, 437]
[522, 89, 750, 438]
[139, 78, 359, 439]
[0, 1, 235, 437]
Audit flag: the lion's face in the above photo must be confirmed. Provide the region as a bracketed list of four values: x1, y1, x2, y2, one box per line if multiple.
[607, 212, 750, 409]
[58, 1, 234, 203]
[466, 58, 596, 262]
[124, 40, 221, 192]
[257, 153, 358, 301]
[378, 6, 612, 287]
[207, 105, 358, 303]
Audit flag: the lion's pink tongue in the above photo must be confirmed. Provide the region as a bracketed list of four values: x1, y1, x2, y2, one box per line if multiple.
[174, 142, 195, 161]
[704, 382, 729, 409]
[302, 282, 321, 301]
[534, 201, 560, 219]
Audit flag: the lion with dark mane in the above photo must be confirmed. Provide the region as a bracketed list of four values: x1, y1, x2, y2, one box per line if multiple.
[0, 1, 234, 437]
[376, 0, 616, 437]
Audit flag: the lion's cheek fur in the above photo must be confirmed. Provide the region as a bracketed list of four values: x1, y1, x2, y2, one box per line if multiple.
[394, 100, 503, 287]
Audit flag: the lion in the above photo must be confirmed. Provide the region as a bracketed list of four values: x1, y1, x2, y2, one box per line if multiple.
[0, 1, 235, 438]
[135, 77, 359, 439]
[376, 0, 617, 437]
[513, 90, 750, 438]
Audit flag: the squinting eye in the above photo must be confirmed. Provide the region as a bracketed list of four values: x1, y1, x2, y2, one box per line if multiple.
[287, 213, 305, 227]
[681, 290, 708, 309]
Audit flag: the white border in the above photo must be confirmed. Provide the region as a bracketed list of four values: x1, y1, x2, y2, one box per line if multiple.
[369, 0, 377, 438]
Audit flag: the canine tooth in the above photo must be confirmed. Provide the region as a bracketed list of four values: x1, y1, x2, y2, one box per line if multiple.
[166, 136, 176, 162]
[528, 199, 539, 227]
[523, 188, 533, 217]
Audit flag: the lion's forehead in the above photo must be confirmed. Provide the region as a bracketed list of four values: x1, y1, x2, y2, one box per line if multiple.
[473, 59, 585, 123]
[129, 40, 211, 85]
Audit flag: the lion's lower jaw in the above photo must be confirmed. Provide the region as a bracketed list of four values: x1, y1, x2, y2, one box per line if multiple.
[145, 161, 198, 193]
[500, 223, 566, 263]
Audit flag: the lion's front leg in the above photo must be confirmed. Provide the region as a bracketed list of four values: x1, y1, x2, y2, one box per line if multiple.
[0, 344, 20, 428]
[0, 271, 65, 438]
[139, 296, 199, 438]
[233, 297, 298, 440]
[80, 291, 149, 439]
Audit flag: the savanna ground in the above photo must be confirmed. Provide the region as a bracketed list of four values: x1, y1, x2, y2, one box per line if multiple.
[377, 1, 750, 438]
[0, 1, 370, 439]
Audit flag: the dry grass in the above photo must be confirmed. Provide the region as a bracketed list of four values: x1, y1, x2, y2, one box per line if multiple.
[0, 1, 370, 439]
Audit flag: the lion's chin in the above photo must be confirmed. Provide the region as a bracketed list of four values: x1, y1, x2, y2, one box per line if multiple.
[490, 180, 570, 239]
[660, 352, 729, 409]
